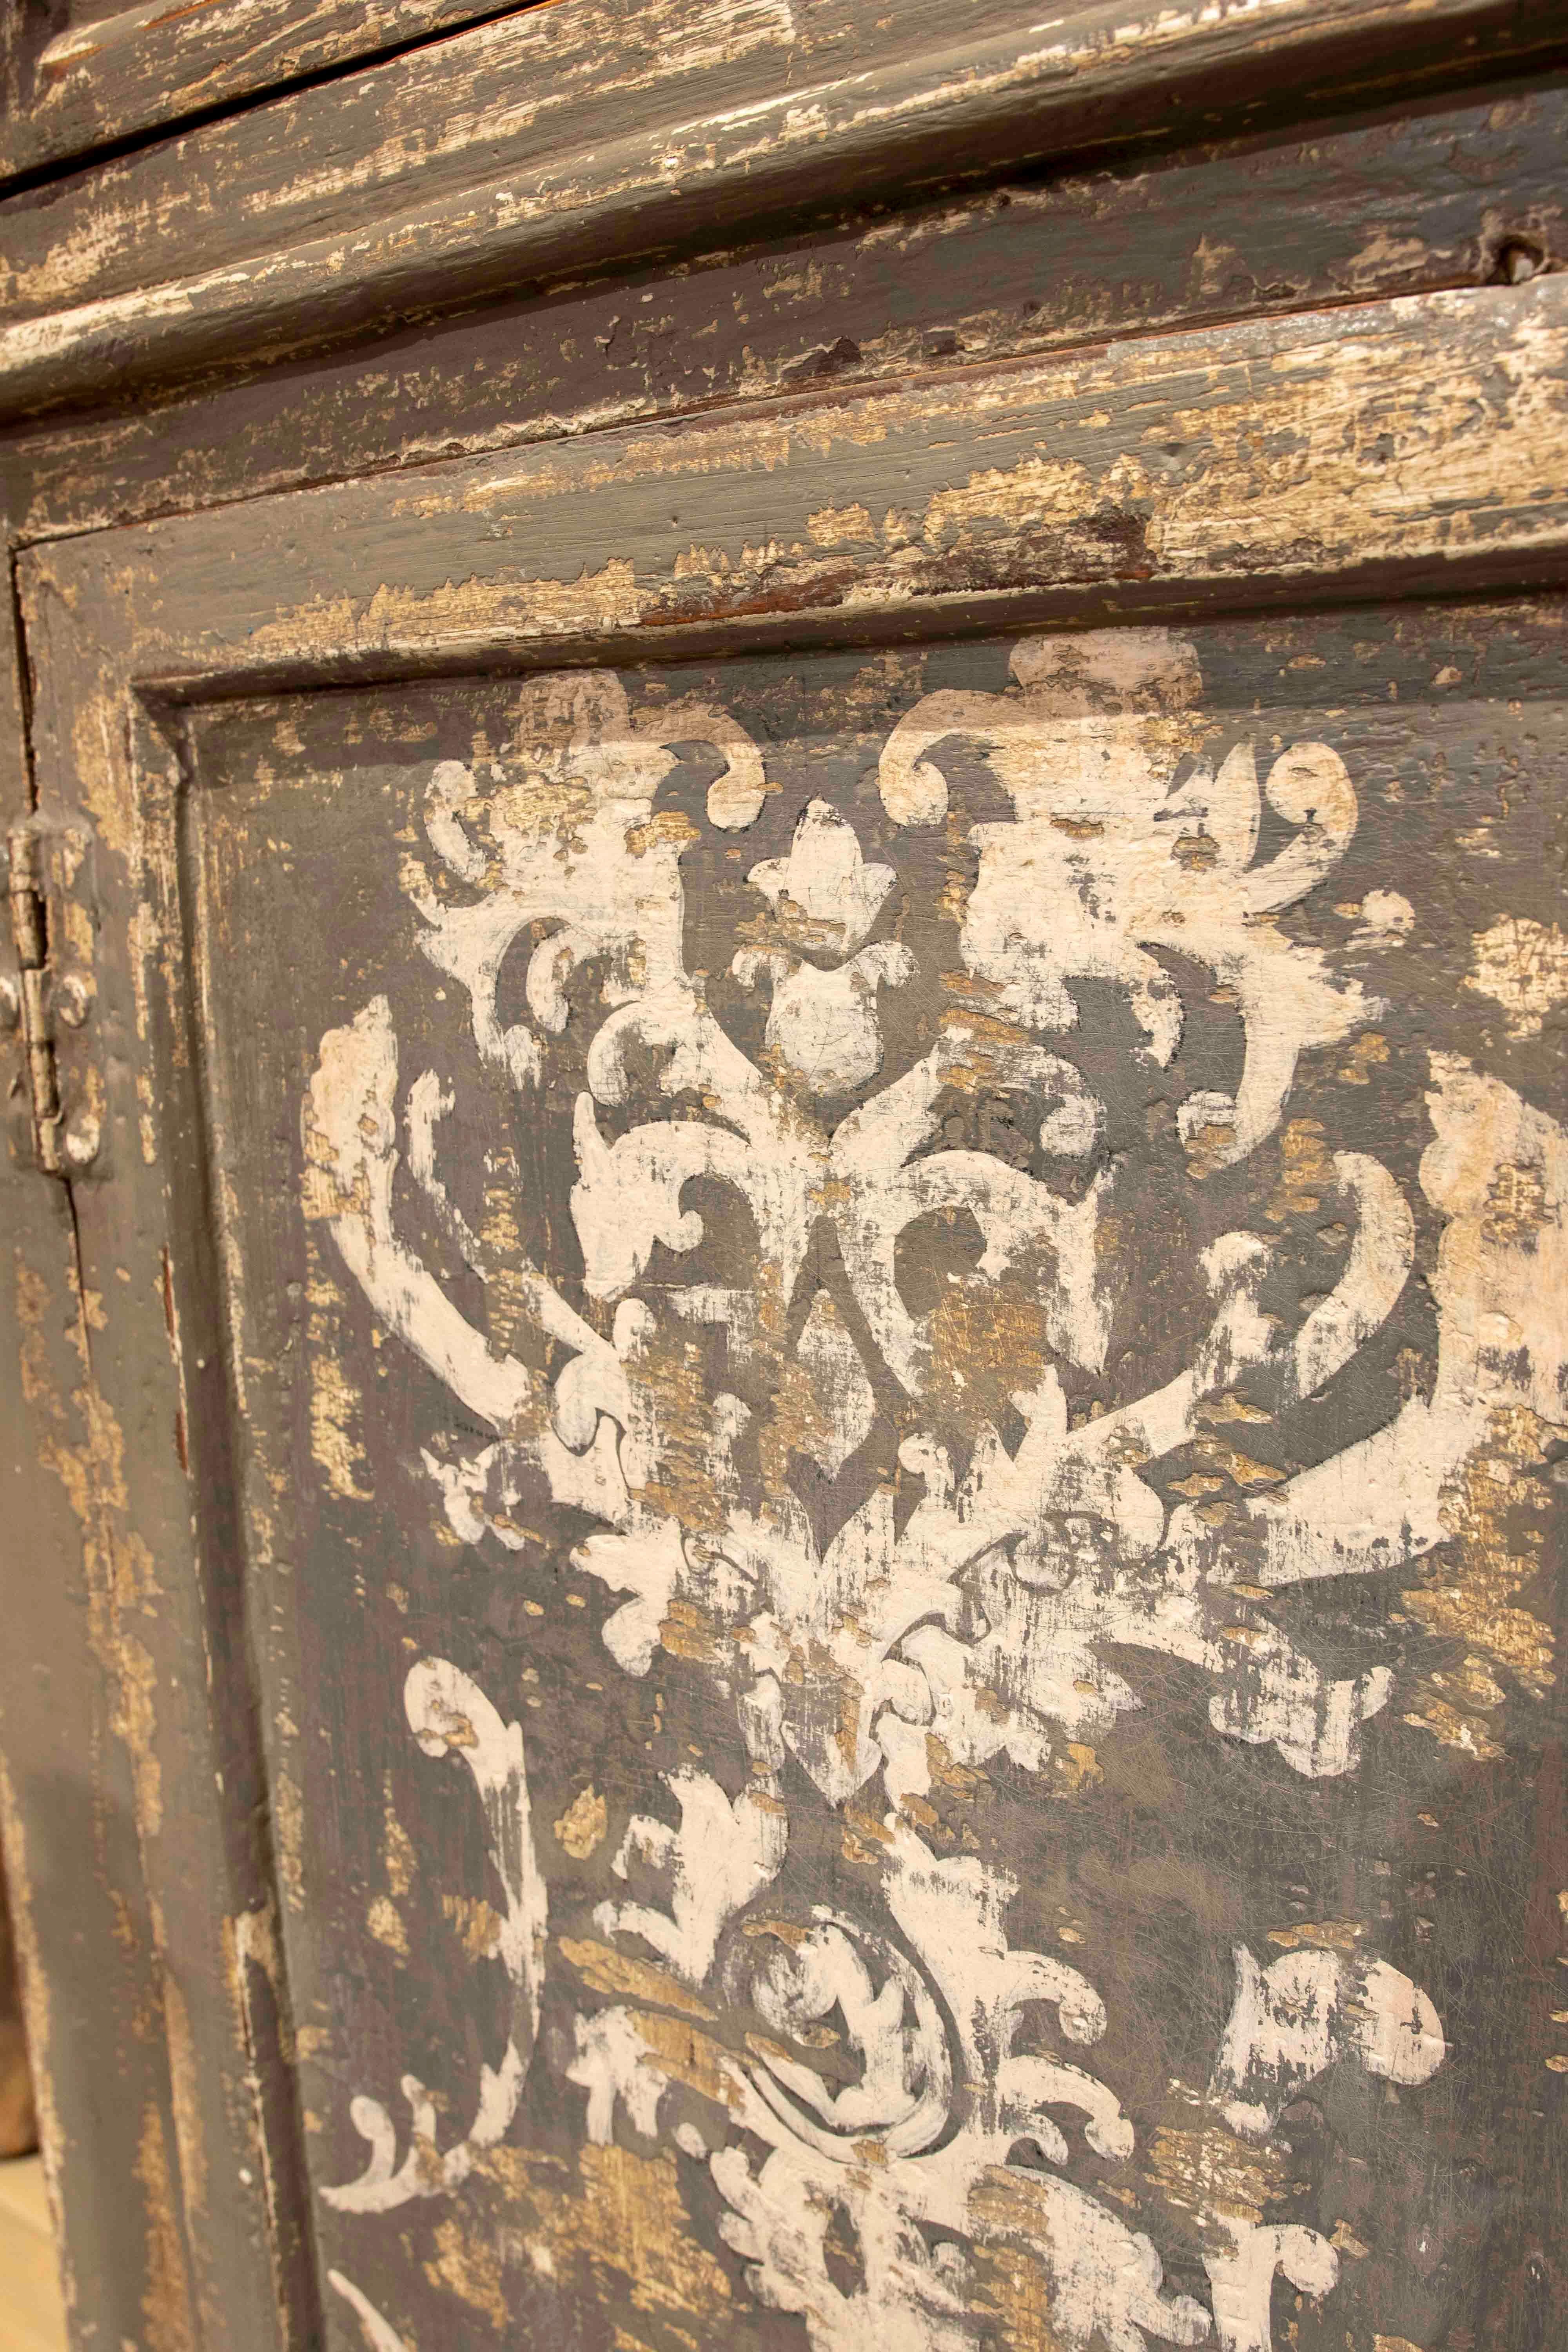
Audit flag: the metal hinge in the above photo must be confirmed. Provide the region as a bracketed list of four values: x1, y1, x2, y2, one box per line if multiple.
[2, 813, 101, 1177]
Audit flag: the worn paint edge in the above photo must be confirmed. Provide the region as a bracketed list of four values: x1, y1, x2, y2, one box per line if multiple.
[0, 0, 1563, 421]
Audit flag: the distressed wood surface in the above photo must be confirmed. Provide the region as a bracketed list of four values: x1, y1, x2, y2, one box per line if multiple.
[4, 76, 1563, 548]
[22, 278, 1568, 706]
[2, 0, 1566, 418]
[0, 0, 544, 186]
[0, 690, 323, 2352]
[13, 245, 1568, 2350]
[0, 33, 1564, 2352]
[0, 1186, 212, 2350]
[0, 527, 223, 2346]
[175, 595, 1566, 2352]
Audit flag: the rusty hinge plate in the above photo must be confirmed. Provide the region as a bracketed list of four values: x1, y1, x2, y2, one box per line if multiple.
[3, 812, 102, 1178]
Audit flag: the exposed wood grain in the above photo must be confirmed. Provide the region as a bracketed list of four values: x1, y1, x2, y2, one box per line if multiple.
[1, 0, 1565, 420]
[7, 78, 1564, 545]
[0, 0, 543, 186]
[24, 278, 1568, 717]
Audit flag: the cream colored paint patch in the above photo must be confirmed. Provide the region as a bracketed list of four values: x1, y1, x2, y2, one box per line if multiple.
[295, 631, 1560, 2350]
[1209, 1944, 1445, 2140]
[1465, 912, 1568, 1037]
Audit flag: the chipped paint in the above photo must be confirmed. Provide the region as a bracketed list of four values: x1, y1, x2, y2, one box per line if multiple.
[1465, 911, 1568, 1038]
[132, 2098, 196, 2352]
[4, 0, 1562, 422]
[554, 1787, 609, 1860]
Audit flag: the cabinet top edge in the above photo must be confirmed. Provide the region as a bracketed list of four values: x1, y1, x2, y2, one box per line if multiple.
[0, 0, 1564, 429]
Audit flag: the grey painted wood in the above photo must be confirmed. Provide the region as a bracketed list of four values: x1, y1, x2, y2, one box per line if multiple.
[13, 258, 1568, 2348]
[3, 76, 1562, 547]
[23, 278, 1568, 694]
[0, 0, 542, 186]
[0, 29, 1563, 2350]
[0, 0, 1564, 419]
[0, 519, 215, 2349]
[0, 597, 324, 2352]
[179, 594, 1568, 2352]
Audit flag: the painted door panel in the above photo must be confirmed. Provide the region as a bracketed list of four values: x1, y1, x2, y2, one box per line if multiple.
[165, 605, 1566, 2349]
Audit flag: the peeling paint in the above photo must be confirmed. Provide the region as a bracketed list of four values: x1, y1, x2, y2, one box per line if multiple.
[1465, 911, 1568, 1038]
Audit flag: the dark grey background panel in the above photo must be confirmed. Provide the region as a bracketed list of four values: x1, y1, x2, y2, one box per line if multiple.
[178, 600, 1566, 2352]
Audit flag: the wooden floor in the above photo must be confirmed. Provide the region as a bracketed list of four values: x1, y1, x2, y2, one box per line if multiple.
[0, 2158, 67, 2352]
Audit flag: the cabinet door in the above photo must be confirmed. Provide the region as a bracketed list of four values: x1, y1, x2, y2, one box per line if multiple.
[16, 280, 1568, 2352]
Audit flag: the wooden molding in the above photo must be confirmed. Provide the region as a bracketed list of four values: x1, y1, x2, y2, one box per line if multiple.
[0, 0, 1564, 422]
[0, 0, 533, 185]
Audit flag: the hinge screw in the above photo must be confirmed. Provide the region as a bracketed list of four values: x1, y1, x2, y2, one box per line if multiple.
[1494, 235, 1545, 285]
[54, 971, 93, 1029]
[0, 975, 18, 1031]
[62, 1112, 102, 1170]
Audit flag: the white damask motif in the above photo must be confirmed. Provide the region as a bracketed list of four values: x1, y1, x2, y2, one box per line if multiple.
[569, 1820, 1205, 2352]
[328, 2271, 410, 2352]
[878, 632, 1371, 1164]
[595, 1766, 789, 1986]
[324, 1661, 546, 2214]
[1209, 1941, 1445, 2140]
[734, 796, 918, 1093]
[304, 634, 1564, 2346]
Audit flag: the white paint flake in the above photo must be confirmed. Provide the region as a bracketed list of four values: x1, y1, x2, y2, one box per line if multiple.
[1210, 1943, 1445, 2139]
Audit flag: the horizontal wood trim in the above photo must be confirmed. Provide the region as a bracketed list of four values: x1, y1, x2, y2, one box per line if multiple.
[0, 0, 1089, 325]
[0, 0, 542, 186]
[1, 0, 1565, 423]
[25, 275, 1568, 705]
[9, 74, 1563, 550]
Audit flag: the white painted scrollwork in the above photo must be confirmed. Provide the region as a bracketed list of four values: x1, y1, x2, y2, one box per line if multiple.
[299, 632, 1566, 2348]
[323, 1661, 546, 2214]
